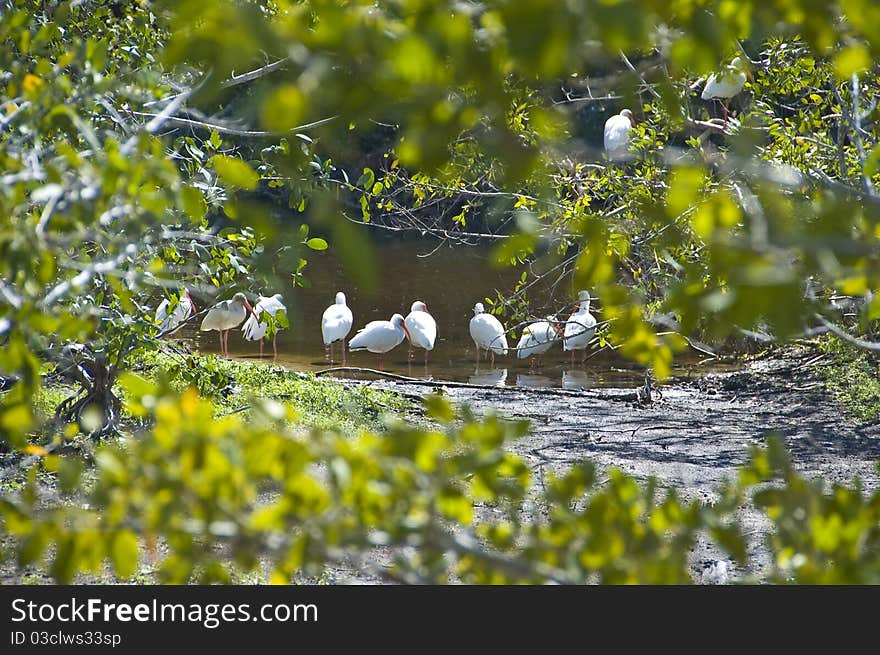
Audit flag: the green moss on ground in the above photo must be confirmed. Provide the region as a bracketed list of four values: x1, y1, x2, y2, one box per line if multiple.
[817, 336, 880, 421]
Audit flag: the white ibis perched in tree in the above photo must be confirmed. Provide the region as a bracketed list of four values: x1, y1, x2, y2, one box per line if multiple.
[348, 313, 410, 370]
[563, 290, 597, 365]
[603, 108, 635, 159]
[155, 289, 196, 335]
[516, 316, 562, 368]
[241, 293, 287, 358]
[321, 291, 353, 363]
[701, 57, 749, 121]
[404, 300, 437, 365]
[469, 302, 508, 366]
[199, 292, 254, 358]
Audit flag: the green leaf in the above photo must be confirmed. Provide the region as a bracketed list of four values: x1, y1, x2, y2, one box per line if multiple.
[833, 45, 870, 79]
[211, 155, 259, 190]
[110, 530, 139, 579]
[181, 186, 206, 221]
[306, 238, 328, 251]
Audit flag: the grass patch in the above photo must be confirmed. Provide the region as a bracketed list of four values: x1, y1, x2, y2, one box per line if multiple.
[817, 335, 880, 421]
[130, 349, 411, 434]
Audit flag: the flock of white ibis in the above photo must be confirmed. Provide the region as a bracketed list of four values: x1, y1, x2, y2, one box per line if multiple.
[154, 288, 598, 370]
[149, 57, 750, 368]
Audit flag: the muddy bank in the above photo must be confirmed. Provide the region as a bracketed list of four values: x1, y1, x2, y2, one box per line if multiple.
[343, 347, 880, 582]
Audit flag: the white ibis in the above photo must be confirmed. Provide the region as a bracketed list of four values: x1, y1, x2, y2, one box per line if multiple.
[241, 293, 287, 358]
[200, 292, 254, 358]
[348, 313, 410, 370]
[404, 300, 437, 365]
[155, 289, 196, 335]
[469, 302, 508, 366]
[701, 57, 748, 121]
[321, 291, 353, 363]
[603, 109, 635, 159]
[516, 315, 562, 368]
[563, 290, 597, 365]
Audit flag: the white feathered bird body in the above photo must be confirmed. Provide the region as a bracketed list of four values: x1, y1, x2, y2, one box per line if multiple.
[155, 290, 195, 334]
[563, 291, 597, 352]
[404, 301, 436, 351]
[348, 314, 408, 354]
[242, 293, 287, 342]
[322, 291, 353, 345]
[469, 303, 508, 355]
[516, 318, 561, 359]
[604, 109, 635, 157]
[701, 58, 747, 100]
[200, 293, 251, 332]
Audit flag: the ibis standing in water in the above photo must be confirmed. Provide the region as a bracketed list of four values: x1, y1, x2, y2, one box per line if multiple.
[469, 302, 508, 366]
[242, 293, 287, 358]
[155, 289, 197, 336]
[348, 313, 411, 370]
[603, 109, 635, 159]
[200, 292, 254, 358]
[516, 316, 562, 368]
[321, 291, 353, 363]
[404, 300, 437, 365]
[701, 57, 748, 121]
[563, 290, 597, 365]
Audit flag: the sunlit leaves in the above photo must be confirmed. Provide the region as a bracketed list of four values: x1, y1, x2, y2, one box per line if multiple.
[210, 155, 259, 190]
[261, 85, 306, 132]
[834, 44, 871, 79]
[305, 238, 328, 251]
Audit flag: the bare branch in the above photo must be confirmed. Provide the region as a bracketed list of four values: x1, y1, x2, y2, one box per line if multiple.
[128, 111, 337, 138]
[221, 59, 288, 88]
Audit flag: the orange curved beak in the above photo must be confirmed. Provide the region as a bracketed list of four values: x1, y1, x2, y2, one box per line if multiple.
[403, 324, 413, 343]
[244, 299, 254, 315]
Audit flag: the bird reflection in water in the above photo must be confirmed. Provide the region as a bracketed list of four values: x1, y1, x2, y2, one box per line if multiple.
[516, 373, 552, 388]
[469, 368, 508, 387]
[561, 369, 593, 390]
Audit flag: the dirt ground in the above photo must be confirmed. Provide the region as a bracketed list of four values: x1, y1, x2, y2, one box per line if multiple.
[357, 347, 880, 583]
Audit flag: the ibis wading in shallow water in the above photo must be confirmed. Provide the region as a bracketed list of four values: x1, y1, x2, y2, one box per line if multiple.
[469, 302, 508, 366]
[321, 291, 353, 363]
[155, 289, 196, 335]
[200, 292, 254, 358]
[242, 293, 287, 358]
[563, 290, 597, 365]
[404, 300, 437, 364]
[348, 313, 411, 370]
[603, 108, 635, 158]
[517, 316, 562, 368]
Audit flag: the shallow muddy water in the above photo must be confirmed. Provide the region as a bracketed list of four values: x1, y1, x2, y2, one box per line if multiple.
[178, 240, 735, 388]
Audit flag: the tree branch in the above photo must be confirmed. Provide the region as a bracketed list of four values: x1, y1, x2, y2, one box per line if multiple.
[814, 314, 880, 352]
[220, 59, 288, 88]
[129, 112, 337, 138]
